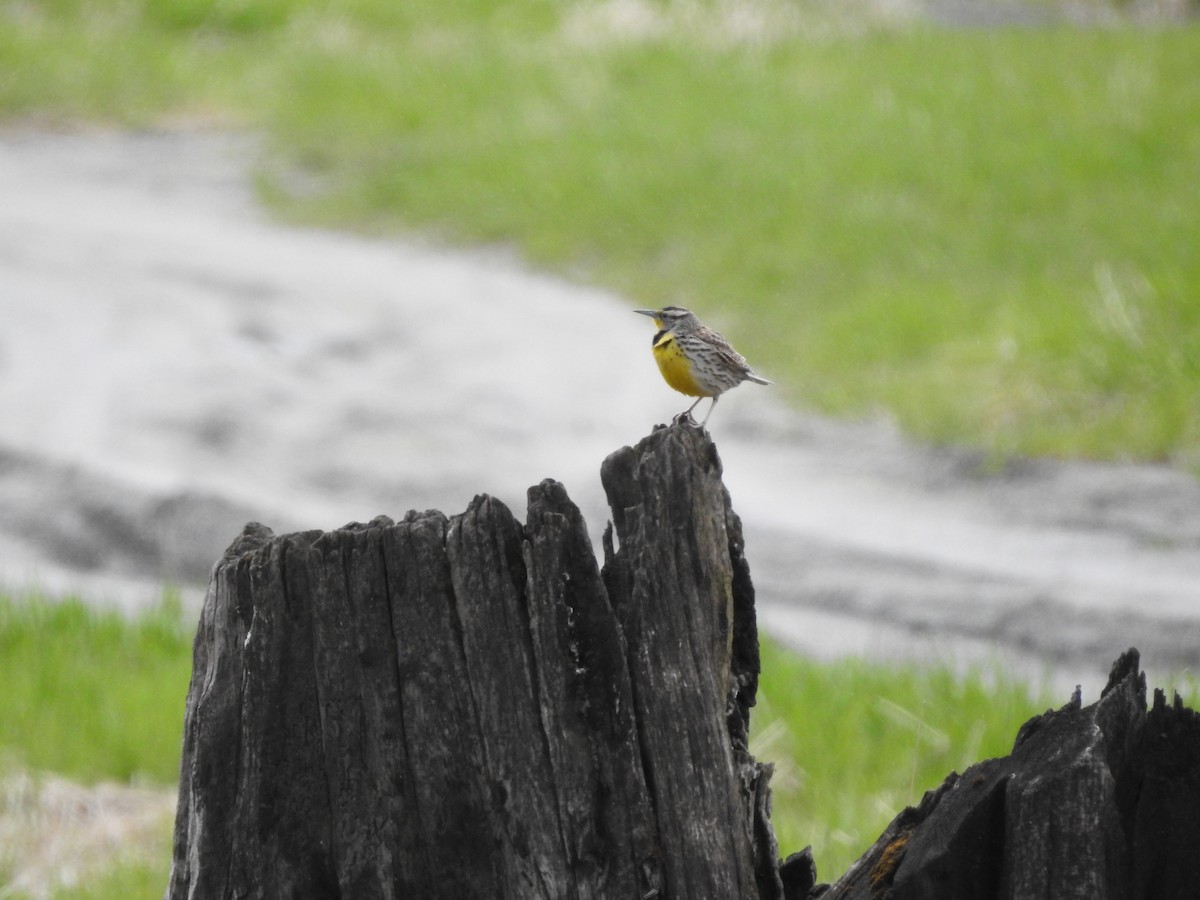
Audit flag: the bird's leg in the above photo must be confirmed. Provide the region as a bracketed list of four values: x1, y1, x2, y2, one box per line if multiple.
[674, 397, 705, 427]
[698, 395, 719, 427]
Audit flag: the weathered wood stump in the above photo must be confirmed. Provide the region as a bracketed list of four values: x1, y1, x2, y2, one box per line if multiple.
[168, 423, 780, 899]
[791, 648, 1200, 900]
[169, 420, 1200, 900]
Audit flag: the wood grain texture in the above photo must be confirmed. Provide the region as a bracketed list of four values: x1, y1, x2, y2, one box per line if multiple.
[601, 425, 778, 900]
[807, 648, 1200, 900]
[168, 423, 778, 899]
[170, 422, 1200, 900]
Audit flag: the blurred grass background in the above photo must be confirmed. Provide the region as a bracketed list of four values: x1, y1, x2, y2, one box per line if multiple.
[0, 594, 188, 899]
[0, 595, 190, 784]
[2, 0, 1198, 895]
[2, 0, 1198, 465]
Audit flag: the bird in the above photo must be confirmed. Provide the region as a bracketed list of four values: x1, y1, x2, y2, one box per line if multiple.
[634, 305, 771, 427]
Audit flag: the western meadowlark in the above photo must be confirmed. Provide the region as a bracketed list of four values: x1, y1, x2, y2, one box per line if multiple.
[635, 305, 771, 426]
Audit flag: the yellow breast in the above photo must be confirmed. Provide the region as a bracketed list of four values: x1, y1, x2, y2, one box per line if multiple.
[652, 332, 708, 397]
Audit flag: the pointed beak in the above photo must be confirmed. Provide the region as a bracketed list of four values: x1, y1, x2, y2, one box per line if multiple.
[633, 309, 659, 318]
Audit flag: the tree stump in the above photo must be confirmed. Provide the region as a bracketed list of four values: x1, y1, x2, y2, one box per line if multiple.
[167, 423, 780, 899]
[794, 648, 1200, 900]
[169, 421, 1200, 900]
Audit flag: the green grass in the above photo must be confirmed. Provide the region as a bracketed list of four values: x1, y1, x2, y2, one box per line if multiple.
[0, 592, 193, 784]
[752, 641, 1053, 879]
[0, 593, 188, 899]
[1, 1, 1198, 464]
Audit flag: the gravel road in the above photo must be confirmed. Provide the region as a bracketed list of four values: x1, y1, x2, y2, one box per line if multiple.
[3, 127, 1198, 698]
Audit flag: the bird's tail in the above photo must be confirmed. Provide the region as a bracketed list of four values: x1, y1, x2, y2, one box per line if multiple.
[747, 372, 772, 385]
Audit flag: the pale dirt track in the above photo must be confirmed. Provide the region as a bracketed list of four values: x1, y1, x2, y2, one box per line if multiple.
[3, 127, 1199, 698]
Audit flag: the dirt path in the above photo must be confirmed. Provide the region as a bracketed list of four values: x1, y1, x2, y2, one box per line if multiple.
[3, 127, 1198, 697]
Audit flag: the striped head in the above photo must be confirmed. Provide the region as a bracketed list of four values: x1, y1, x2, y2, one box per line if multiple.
[633, 306, 699, 334]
